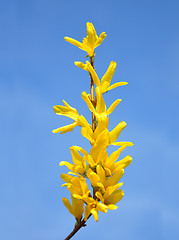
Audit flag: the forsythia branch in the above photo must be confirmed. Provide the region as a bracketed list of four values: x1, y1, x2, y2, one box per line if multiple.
[52, 22, 133, 239]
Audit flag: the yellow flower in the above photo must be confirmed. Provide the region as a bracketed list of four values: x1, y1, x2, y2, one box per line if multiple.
[52, 100, 94, 142]
[87, 164, 124, 193]
[83, 170, 123, 221]
[85, 164, 123, 212]
[61, 174, 91, 200]
[64, 22, 106, 56]
[62, 195, 84, 222]
[52, 85, 130, 149]
[72, 145, 99, 170]
[89, 129, 109, 165]
[109, 121, 129, 145]
[87, 140, 133, 177]
[102, 144, 133, 175]
[60, 146, 87, 175]
[82, 87, 122, 139]
[78, 115, 94, 144]
[84, 197, 108, 222]
[52, 100, 80, 134]
[86, 126, 133, 167]
[75, 60, 128, 93]
[95, 189, 124, 211]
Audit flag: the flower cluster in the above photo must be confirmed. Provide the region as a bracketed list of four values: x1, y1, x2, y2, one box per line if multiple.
[53, 23, 133, 224]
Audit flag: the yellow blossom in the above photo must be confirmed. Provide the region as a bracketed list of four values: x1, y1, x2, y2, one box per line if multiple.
[61, 174, 91, 201]
[52, 100, 80, 134]
[64, 22, 106, 56]
[62, 195, 84, 222]
[87, 140, 133, 177]
[82, 87, 122, 140]
[84, 197, 108, 222]
[84, 164, 124, 214]
[87, 164, 124, 192]
[103, 144, 132, 171]
[75, 60, 128, 93]
[61, 172, 109, 222]
[89, 129, 109, 165]
[60, 146, 87, 175]
[52, 100, 94, 142]
[95, 189, 124, 210]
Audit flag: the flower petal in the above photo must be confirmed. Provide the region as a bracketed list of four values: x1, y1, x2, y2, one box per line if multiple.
[73, 146, 88, 157]
[104, 182, 123, 199]
[108, 190, 124, 204]
[107, 204, 118, 210]
[107, 99, 121, 115]
[113, 155, 132, 170]
[71, 195, 84, 221]
[91, 208, 98, 222]
[60, 173, 74, 183]
[90, 129, 109, 162]
[97, 202, 108, 213]
[86, 61, 101, 86]
[96, 165, 106, 185]
[95, 191, 103, 202]
[52, 122, 78, 134]
[95, 87, 106, 113]
[53, 100, 79, 121]
[60, 161, 74, 171]
[81, 91, 96, 113]
[109, 121, 127, 144]
[86, 22, 98, 48]
[62, 198, 74, 215]
[86, 155, 96, 168]
[95, 32, 107, 48]
[84, 205, 91, 221]
[87, 169, 100, 187]
[106, 145, 127, 167]
[74, 61, 88, 71]
[106, 169, 124, 186]
[77, 115, 94, 143]
[107, 82, 128, 91]
[101, 61, 117, 85]
[70, 146, 83, 166]
[111, 142, 134, 147]
[64, 37, 83, 49]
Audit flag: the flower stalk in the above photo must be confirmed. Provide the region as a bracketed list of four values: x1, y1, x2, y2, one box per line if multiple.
[64, 220, 86, 240]
[89, 55, 98, 202]
[90, 55, 96, 132]
[64, 215, 92, 240]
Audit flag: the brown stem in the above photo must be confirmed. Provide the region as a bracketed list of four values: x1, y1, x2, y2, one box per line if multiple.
[64, 215, 92, 240]
[89, 55, 98, 200]
[90, 55, 96, 132]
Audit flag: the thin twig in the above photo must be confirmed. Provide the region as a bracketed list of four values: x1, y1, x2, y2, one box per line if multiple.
[64, 215, 92, 240]
[90, 56, 96, 131]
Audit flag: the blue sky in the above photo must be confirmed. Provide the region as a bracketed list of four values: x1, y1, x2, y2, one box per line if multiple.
[0, 0, 179, 239]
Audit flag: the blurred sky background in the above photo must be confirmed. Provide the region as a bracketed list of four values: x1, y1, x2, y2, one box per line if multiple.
[0, 0, 179, 239]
